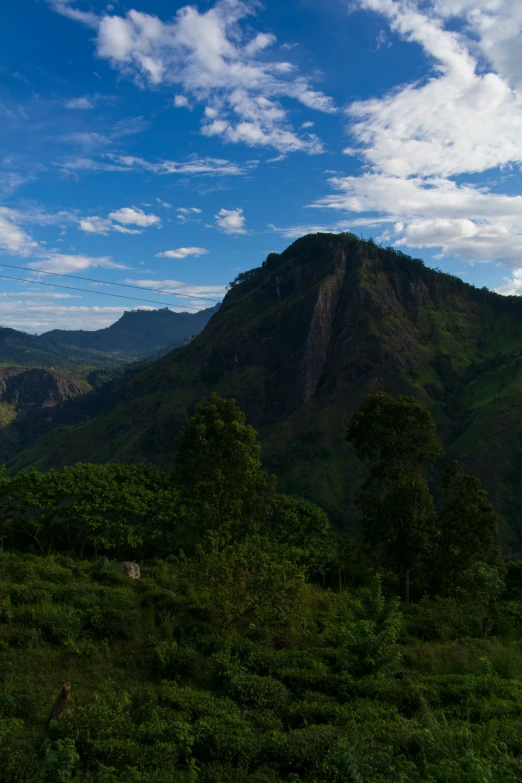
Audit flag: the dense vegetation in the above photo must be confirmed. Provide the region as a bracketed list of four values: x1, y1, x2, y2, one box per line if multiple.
[1, 393, 521, 782]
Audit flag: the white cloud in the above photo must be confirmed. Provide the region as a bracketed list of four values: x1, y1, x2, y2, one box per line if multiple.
[108, 206, 161, 227]
[348, 0, 522, 178]
[174, 94, 189, 107]
[49, 0, 336, 153]
[496, 269, 522, 295]
[79, 216, 113, 235]
[312, 173, 522, 265]
[58, 153, 253, 177]
[0, 291, 82, 299]
[29, 254, 128, 274]
[155, 247, 208, 258]
[301, 121, 314, 128]
[288, 0, 522, 273]
[60, 132, 111, 147]
[215, 207, 246, 234]
[123, 278, 226, 300]
[0, 301, 136, 332]
[0, 208, 40, 256]
[176, 206, 203, 223]
[156, 198, 172, 208]
[110, 224, 142, 235]
[49, 0, 98, 29]
[64, 96, 94, 109]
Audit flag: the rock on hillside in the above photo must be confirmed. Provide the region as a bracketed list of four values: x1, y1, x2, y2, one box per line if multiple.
[0, 367, 90, 409]
[11, 234, 522, 544]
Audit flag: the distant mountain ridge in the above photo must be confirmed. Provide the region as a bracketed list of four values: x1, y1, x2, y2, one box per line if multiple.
[10, 234, 522, 545]
[0, 305, 220, 375]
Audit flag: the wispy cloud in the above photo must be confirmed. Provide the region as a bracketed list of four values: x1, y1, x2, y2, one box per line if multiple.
[58, 153, 255, 178]
[155, 247, 208, 259]
[298, 0, 522, 276]
[79, 206, 161, 235]
[108, 206, 161, 227]
[29, 253, 128, 274]
[64, 96, 94, 109]
[49, 0, 336, 153]
[0, 208, 39, 256]
[123, 278, 226, 301]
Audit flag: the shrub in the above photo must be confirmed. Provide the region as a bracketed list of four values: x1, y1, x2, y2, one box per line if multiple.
[86, 589, 139, 638]
[153, 643, 202, 679]
[22, 603, 83, 645]
[226, 674, 289, 712]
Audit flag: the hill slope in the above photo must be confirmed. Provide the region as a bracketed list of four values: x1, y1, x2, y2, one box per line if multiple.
[0, 304, 220, 376]
[11, 234, 522, 542]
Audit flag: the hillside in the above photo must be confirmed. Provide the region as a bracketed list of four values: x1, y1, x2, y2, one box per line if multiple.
[0, 305, 220, 377]
[0, 367, 91, 457]
[11, 233, 522, 543]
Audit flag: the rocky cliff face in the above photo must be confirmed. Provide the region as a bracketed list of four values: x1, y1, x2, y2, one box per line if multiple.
[11, 233, 522, 544]
[0, 367, 89, 409]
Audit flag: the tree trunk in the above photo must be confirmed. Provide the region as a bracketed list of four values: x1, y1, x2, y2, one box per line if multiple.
[401, 570, 410, 604]
[47, 683, 71, 728]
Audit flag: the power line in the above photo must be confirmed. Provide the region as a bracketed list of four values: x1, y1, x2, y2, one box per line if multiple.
[0, 262, 222, 303]
[0, 274, 212, 311]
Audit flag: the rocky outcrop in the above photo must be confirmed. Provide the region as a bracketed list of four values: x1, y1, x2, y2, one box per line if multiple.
[117, 562, 141, 579]
[0, 367, 89, 409]
[300, 249, 347, 403]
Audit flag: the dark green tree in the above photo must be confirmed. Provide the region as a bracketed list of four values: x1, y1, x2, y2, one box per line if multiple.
[175, 393, 276, 539]
[434, 460, 504, 595]
[347, 392, 444, 603]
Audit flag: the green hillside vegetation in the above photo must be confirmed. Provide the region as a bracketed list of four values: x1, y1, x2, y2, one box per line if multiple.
[0, 305, 219, 378]
[12, 233, 522, 546]
[1, 394, 522, 782]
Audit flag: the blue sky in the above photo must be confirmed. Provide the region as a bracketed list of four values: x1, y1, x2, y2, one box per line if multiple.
[1, 0, 522, 331]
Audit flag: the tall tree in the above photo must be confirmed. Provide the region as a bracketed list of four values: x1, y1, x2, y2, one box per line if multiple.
[175, 393, 275, 538]
[434, 460, 504, 595]
[347, 392, 444, 603]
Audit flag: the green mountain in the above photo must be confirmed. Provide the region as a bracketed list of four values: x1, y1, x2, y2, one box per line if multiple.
[10, 233, 522, 543]
[0, 304, 220, 376]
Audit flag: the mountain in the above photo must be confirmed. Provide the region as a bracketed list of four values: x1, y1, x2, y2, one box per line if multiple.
[10, 233, 522, 543]
[0, 305, 220, 376]
[39, 304, 221, 358]
[0, 366, 91, 457]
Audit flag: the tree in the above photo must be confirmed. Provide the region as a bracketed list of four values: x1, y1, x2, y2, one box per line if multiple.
[347, 393, 444, 603]
[0, 463, 179, 557]
[434, 460, 504, 595]
[175, 393, 276, 538]
[266, 494, 330, 570]
[182, 531, 305, 631]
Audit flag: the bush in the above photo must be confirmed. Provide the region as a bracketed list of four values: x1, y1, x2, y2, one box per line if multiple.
[153, 643, 202, 679]
[87, 589, 139, 638]
[226, 674, 289, 712]
[22, 603, 83, 645]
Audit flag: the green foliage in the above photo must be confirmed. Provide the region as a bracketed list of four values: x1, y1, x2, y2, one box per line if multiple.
[347, 392, 444, 471]
[43, 739, 80, 783]
[0, 463, 179, 557]
[175, 393, 276, 537]
[434, 461, 504, 594]
[180, 532, 306, 630]
[348, 393, 443, 601]
[1, 391, 521, 782]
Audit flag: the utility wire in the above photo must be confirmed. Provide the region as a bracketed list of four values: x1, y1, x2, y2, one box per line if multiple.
[0, 275, 212, 311]
[0, 262, 222, 303]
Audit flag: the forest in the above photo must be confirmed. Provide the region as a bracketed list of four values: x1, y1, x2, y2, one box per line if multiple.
[1, 392, 521, 782]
